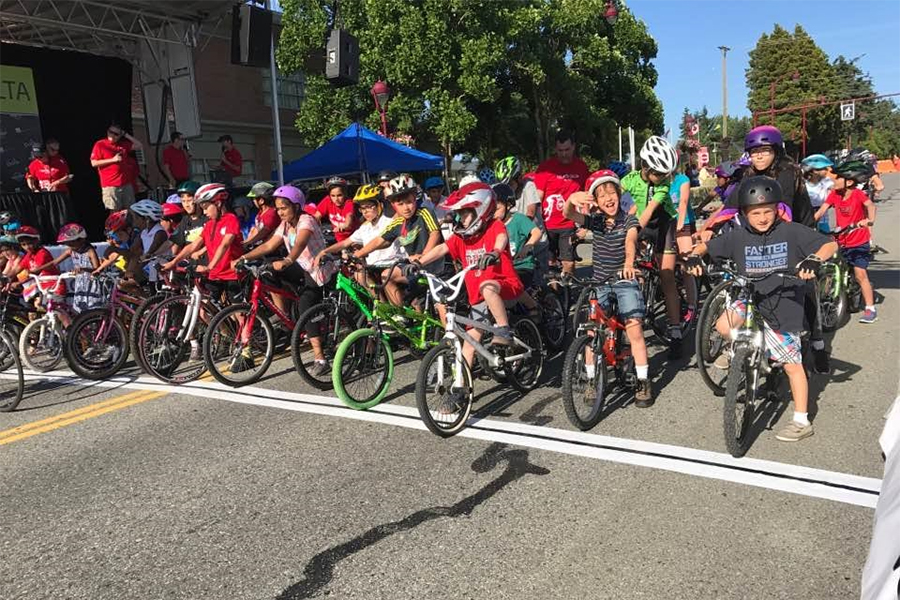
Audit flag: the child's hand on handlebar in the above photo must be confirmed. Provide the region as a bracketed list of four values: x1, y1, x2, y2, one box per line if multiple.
[796, 256, 822, 280]
[621, 264, 637, 280]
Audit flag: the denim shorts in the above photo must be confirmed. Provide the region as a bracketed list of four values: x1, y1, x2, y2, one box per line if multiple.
[841, 243, 871, 269]
[597, 279, 645, 320]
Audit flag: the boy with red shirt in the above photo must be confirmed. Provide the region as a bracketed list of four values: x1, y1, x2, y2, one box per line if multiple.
[12, 226, 64, 309]
[315, 177, 358, 242]
[814, 160, 878, 323]
[532, 170, 581, 276]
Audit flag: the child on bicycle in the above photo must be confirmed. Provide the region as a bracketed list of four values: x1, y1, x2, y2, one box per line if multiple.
[354, 175, 443, 307]
[315, 177, 359, 242]
[492, 182, 541, 315]
[686, 176, 837, 442]
[243, 182, 278, 247]
[49, 223, 100, 312]
[814, 159, 878, 323]
[314, 183, 401, 289]
[564, 170, 653, 406]
[169, 181, 208, 259]
[10, 226, 65, 315]
[0, 234, 22, 277]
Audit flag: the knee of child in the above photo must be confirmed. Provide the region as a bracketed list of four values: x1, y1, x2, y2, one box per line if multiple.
[479, 280, 501, 296]
[783, 363, 806, 378]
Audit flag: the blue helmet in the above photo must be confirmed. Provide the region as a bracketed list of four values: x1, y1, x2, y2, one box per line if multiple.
[801, 154, 834, 171]
[423, 176, 444, 191]
[607, 160, 630, 178]
[477, 167, 497, 185]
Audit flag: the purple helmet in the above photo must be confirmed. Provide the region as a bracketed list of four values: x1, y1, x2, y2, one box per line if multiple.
[714, 161, 739, 179]
[737, 152, 752, 167]
[273, 185, 305, 206]
[744, 126, 783, 152]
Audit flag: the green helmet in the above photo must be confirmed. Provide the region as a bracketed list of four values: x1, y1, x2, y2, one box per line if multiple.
[495, 156, 522, 184]
[176, 180, 201, 196]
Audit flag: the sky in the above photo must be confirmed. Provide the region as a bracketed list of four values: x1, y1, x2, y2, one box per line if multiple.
[628, 0, 900, 139]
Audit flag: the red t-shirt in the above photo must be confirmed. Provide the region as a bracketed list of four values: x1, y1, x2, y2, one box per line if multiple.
[317, 196, 358, 242]
[201, 213, 244, 281]
[90, 138, 133, 187]
[445, 219, 523, 305]
[162, 145, 190, 181]
[824, 188, 871, 248]
[303, 202, 318, 217]
[27, 156, 70, 192]
[21, 247, 63, 292]
[537, 156, 589, 190]
[254, 206, 280, 234]
[532, 171, 580, 230]
[221, 147, 243, 177]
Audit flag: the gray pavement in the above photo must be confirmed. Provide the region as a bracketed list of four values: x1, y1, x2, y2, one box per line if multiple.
[2, 175, 898, 600]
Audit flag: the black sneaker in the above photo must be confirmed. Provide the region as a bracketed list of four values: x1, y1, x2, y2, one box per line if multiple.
[813, 348, 830, 374]
[667, 338, 683, 360]
[634, 379, 654, 408]
[438, 389, 466, 415]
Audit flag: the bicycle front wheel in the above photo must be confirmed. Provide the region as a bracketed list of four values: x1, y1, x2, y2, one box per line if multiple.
[138, 295, 207, 384]
[539, 289, 567, 352]
[65, 309, 129, 380]
[204, 304, 274, 387]
[561, 333, 609, 430]
[723, 345, 761, 458]
[19, 317, 64, 372]
[506, 318, 544, 392]
[695, 280, 730, 397]
[332, 328, 394, 410]
[129, 291, 172, 374]
[0, 332, 24, 412]
[291, 301, 357, 390]
[415, 341, 473, 437]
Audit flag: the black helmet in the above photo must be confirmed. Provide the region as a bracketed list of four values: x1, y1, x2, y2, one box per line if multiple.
[491, 182, 516, 206]
[832, 159, 875, 184]
[737, 175, 783, 209]
[376, 170, 397, 183]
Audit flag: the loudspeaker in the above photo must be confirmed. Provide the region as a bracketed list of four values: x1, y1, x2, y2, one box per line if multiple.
[325, 29, 359, 87]
[231, 4, 272, 68]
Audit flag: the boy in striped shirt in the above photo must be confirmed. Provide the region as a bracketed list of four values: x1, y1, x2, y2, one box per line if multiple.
[563, 170, 653, 406]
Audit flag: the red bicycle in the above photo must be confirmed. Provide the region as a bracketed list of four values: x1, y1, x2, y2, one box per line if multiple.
[561, 274, 640, 430]
[202, 260, 304, 386]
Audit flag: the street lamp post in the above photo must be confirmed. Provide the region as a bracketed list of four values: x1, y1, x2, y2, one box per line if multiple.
[604, 0, 618, 25]
[370, 80, 391, 137]
[769, 70, 800, 123]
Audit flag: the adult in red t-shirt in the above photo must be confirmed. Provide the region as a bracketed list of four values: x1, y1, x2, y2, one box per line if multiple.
[26, 139, 71, 193]
[217, 135, 243, 182]
[315, 178, 359, 242]
[537, 128, 589, 189]
[90, 124, 142, 210]
[532, 170, 581, 275]
[162, 131, 191, 187]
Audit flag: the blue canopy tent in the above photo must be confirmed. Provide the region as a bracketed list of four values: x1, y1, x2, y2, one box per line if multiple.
[279, 122, 444, 181]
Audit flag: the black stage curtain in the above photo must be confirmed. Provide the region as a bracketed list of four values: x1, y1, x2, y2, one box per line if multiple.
[0, 192, 74, 245]
[0, 43, 133, 240]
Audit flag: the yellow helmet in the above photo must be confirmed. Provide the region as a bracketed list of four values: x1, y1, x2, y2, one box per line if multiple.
[353, 183, 382, 204]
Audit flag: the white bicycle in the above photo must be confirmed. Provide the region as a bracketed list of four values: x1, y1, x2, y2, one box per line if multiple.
[18, 273, 78, 372]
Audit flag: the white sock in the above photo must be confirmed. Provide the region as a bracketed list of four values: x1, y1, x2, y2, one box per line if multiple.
[793, 411, 810, 426]
[190, 339, 199, 348]
[635, 364, 649, 380]
[812, 339, 824, 351]
[585, 363, 596, 379]
[865, 305, 875, 312]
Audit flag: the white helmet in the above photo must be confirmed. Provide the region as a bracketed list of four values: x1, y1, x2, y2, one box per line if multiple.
[458, 174, 481, 188]
[639, 135, 678, 175]
[440, 182, 496, 238]
[385, 174, 417, 200]
[130, 199, 163, 222]
[195, 183, 230, 205]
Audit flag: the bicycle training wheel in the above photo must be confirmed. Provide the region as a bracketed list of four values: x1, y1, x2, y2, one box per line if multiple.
[291, 301, 357, 390]
[204, 303, 274, 387]
[561, 333, 610, 430]
[723, 345, 760, 458]
[415, 341, 473, 438]
[138, 295, 207, 385]
[19, 317, 64, 372]
[64, 309, 129, 380]
[0, 332, 24, 412]
[332, 328, 394, 410]
[506, 318, 544, 392]
[695, 280, 730, 397]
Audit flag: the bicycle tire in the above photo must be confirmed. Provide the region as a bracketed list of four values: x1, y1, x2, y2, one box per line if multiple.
[647, 267, 698, 344]
[539, 289, 567, 352]
[817, 269, 847, 332]
[415, 341, 473, 438]
[291, 301, 357, 390]
[506, 318, 544, 393]
[0, 332, 24, 412]
[137, 295, 208, 385]
[723, 345, 759, 458]
[332, 328, 394, 410]
[19, 317, 64, 372]
[561, 333, 608, 430]
[64, 308, 130, 380]
[129, 291, 172, 374]
[695, 279, 730, 397]
[204, 303, 275, 387]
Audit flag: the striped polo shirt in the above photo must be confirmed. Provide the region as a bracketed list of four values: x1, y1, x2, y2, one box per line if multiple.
[583, 210, 639, 283]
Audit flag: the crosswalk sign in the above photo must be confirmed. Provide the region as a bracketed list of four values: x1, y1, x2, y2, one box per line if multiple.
[841, 103, 855, 121]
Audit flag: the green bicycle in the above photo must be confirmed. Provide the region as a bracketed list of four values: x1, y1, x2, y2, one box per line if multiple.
[332, 260, 443, 410]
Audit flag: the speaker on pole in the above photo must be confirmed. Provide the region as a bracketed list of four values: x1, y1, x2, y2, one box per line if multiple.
[325, 29, 359, 87]
[231, 4, 273, 68]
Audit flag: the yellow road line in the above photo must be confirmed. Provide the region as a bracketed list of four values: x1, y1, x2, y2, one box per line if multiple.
[0, 390, 165, 446]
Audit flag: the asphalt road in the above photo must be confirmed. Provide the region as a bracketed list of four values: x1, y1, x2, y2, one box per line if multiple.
[2, 175, 898, 600]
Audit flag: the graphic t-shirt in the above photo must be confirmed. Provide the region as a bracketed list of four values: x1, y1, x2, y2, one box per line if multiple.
[90, 138, 133, 187]
[21, 247, 64, 297]
[504, 212, 537, 271]
[277, 215, 336, 286]
[171, 214, 208, 249]
[317, 197, 359, 242]
[27, 156, 70, 192]
[532, 171, 580, 230]
[823, 188, 870, 248]
[381, 207, 443, 273]
[537, 156, 590, 189]
[349, 215, 401, 267]
[445, 219, 523, 305]
[201, 213, 243, 281]
[253, 207, 280, 237]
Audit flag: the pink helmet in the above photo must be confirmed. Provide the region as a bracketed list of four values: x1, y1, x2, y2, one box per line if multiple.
[273, 185, 306, 206]
[57, 222, 87, 243]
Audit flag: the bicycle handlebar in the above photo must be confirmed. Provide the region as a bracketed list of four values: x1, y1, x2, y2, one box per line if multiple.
[419, 264, 478, 303]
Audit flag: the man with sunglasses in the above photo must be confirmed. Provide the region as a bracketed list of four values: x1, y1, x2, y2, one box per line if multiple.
[26, 138, 71, 193]
[90, 123, 143, 212]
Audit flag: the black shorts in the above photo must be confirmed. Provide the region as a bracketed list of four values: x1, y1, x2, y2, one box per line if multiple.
[205, 279, 244, 304]
[515, 268, 534, 290]
[547, 228, 575, 262]
[643, 213, 676, 255]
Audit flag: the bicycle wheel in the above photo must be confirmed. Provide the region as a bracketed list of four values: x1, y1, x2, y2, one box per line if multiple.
[648, 267, 698, 344]
[291, 301, 357, 390]
[204, 303, 274, 387]
[138, 295, 207, 384]
[65, 309, 129, 380]
[129, 291, 171, 374]
[416, 341, 473, 437]
[0, 332, 24, 412]
[695, 280, 730, 397]
[332, 328, 394, 410]
[561, 333, 609, 430]
[19, 317, 64, 372]
[506, 318, 544, 392]
[539, 289, 567, 352]
[723, 345, 761, 458]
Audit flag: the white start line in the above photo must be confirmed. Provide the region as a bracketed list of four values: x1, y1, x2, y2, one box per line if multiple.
[21, 371, 882, 509]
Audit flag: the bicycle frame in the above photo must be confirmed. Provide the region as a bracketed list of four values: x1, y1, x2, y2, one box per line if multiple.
[237, 277, 302, 344]
[90, 274, 137, 345]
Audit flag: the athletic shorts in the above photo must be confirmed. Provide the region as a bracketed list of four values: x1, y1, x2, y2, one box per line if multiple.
[101, 185, 135, 210]
[515, 268, 534, 290]
[205, 279, 244, 304]
[547, 228, 575, 262]
[728, 299, 802, 365]
[596, 280, 645, 321]
[470, 299, 517, 324]
[841, 243, 871, 269]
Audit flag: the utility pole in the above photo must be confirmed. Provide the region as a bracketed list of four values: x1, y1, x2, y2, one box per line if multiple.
[718, 46, 730, 139]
